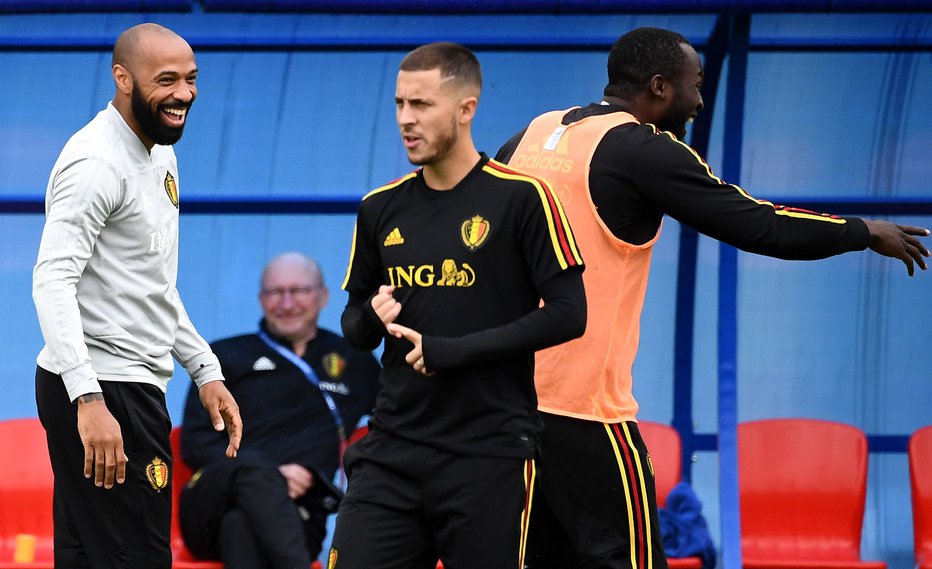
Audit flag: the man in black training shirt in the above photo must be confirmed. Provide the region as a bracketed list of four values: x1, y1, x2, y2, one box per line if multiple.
[330, 42, 586, 569]
[496, 27, 929, 569]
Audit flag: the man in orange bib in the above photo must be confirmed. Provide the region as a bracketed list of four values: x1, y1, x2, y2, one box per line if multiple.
[496, 27, 929, 569]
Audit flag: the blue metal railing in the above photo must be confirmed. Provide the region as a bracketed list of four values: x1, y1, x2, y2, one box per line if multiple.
[1, 32, 930, 52]
[5, 0, 932, 13]
[5, 195, 930, 216]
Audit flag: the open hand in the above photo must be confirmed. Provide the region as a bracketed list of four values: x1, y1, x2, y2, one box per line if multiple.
[864, 220, 930, 276]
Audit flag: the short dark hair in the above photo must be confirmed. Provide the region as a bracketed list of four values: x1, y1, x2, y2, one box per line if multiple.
[604, 27, 691, 99]
[399, 42, 482, 93]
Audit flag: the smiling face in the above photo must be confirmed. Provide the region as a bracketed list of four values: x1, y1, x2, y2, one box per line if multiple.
[128, 74, 193, 146]
[112, 27, 197, 148]
[259, 254, 329, 348]
[395, 68, 465, 166]
[654, 43, 704, 140]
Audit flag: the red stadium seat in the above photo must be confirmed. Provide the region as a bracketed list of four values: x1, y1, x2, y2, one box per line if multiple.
[910, 425, 932, 569]
[639, 420, 703, 569]
[170, 426, 224, 569]
[0, 418, 55, 568]
[639, 420, 684, 509]
[738, 418, 886, 569]
[0, 420, 322, 569]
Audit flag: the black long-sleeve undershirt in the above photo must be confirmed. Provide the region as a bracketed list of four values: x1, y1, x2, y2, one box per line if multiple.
[341, 267, 586, 370]
[496, 103, 870, 260]
[340, 291, 387, 352]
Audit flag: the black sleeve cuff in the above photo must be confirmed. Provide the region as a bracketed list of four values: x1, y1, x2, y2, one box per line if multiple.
[842, 216, 871, 251]
[340, 295, 386, 351]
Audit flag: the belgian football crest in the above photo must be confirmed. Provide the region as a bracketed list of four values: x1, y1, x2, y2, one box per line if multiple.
[460, 215, 490, 251]
[323, 352, 346, 379]
[145, 457, 169, 492]
[164, 171, 179, 208]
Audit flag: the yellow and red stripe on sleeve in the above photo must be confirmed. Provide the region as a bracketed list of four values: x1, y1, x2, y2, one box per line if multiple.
[652, 127, 847, 225]
[484, 160, 583, 270]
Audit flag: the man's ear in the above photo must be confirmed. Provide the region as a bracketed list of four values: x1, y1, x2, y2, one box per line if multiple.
[458, 96, 478, 124]
[113, 64, 132, 96]
[649, 74, 668, 99]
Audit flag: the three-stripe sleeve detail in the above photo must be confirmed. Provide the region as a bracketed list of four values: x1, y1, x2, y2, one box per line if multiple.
[483, 161, 583, 270]
[654, 127, 847, 225]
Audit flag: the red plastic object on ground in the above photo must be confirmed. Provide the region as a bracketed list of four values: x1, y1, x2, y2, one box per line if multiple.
[910, 425, 932, 569]
[738, 418, 886, 569]
[639, 420, 703, 569]
[0, 418, 54, 568]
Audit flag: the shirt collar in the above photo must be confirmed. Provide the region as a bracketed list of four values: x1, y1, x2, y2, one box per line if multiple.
[103, 101, 151, 162]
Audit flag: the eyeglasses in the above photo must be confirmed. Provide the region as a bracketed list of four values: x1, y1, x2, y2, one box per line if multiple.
[260, 286, 320, 303]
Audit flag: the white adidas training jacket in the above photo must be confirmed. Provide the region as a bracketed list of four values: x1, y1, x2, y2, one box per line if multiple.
[33, 102, 222, 402]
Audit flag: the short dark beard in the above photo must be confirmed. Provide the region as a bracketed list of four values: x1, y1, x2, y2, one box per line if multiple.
[130, 82, 187, 146]
[656, 80, 692, 141]
[408, 115, 459, 166]
[656, 116, 688, 141]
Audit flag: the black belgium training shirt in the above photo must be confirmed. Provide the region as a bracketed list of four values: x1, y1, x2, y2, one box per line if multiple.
[341, 155, 585, 459]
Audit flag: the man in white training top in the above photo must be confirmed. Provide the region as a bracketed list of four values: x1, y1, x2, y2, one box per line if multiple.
[32, 23, 242, 569]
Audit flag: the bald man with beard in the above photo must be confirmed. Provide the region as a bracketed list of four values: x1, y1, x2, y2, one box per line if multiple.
[33, 23, 242, 569]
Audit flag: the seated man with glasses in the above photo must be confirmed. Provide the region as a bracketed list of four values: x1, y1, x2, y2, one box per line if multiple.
[179, 252, 380, 569]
